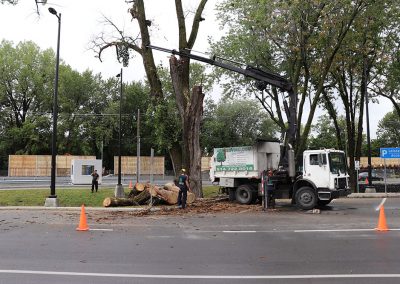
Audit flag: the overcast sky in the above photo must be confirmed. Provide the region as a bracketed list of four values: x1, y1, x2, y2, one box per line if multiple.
[0, 0, 389, 138]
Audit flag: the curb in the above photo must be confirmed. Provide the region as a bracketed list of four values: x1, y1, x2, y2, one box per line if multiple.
[0, 206, 164, 212]
[348, 193, 400, 198]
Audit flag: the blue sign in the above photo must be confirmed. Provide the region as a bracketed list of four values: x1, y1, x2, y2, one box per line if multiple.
[380, 148, 400, 159]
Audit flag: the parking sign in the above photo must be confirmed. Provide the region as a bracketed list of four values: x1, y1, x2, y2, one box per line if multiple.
[380, 148, 400, 159]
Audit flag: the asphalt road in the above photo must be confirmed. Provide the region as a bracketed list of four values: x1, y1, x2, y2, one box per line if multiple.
[0, 198, 400, 283]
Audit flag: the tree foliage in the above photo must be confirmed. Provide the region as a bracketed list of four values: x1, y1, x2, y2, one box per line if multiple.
[376, 110, 400, 148]
[308, 115, 346, 150]
[212, 0, 371, 158]
[201, 99, 279, 155]
[0, 40, 154, 171]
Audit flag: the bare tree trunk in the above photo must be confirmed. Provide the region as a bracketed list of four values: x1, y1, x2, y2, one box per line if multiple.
[187, 86, 204, 197]
[170, 56, 204, 197]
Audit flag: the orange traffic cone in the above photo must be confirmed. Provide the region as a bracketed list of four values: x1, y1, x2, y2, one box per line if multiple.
[128, 180, 133, 189]
[76, 204, 89, 231]
[365, 177, 369, 185]
[375, 205, 389, 232]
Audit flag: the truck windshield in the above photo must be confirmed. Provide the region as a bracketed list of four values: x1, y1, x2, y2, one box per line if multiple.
[329, 152, 347, 174]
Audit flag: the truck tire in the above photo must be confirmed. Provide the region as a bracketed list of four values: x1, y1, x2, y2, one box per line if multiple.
[295, 186, 317, 210]
[235, 185, 255, 205]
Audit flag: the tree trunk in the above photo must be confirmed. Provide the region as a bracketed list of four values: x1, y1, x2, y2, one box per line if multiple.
[103, 197, 139, 207]
[169, 56, 205, 198]
[187, 86, 204, 198]
[132, 189, 151, 204]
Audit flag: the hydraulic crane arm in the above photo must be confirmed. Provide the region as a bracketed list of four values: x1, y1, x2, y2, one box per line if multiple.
[146, 44, 297, 148]
[147, 45, 293, 93]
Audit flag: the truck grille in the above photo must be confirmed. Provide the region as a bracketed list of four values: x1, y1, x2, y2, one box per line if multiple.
[336, 177, 347, 189]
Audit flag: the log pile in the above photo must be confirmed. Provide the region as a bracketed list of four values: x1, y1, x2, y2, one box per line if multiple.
[103, 182, 196, 207]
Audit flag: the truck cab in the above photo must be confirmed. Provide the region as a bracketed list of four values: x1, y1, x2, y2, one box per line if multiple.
[294, 149, 350, 209]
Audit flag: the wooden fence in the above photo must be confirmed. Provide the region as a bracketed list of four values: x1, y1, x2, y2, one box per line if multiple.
[359, 157, 400, 168]
[10, 154, 395, 177]
[114, 156, 165, 175]
[8, 155, 95, 177]
[201, 157, 212, 171]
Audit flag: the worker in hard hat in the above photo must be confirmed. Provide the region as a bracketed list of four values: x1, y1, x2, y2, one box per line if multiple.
[177, 168, 191, 209]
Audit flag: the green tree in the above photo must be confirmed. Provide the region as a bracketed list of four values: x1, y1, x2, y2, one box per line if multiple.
[308, 115, 346, 150]
[0, 40, 54, 169]
[376, 110, 400, 147]
[211, 0, 371, 160]
[323, 0, 400, 190]
[201, 99, 279, 155]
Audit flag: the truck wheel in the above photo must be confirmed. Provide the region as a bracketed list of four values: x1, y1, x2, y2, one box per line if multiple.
[295, 186, 317, 210]
[235, 185, 255, 205]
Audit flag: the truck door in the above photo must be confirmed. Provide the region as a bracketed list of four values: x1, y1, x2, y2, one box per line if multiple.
[304, 153, 329, 188]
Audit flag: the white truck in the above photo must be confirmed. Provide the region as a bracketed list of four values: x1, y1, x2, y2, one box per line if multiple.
[210, 140, 350, 210]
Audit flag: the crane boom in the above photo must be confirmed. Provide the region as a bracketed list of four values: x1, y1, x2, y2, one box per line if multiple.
[147, 45, 293, 92]
[146, 44, 297, 147]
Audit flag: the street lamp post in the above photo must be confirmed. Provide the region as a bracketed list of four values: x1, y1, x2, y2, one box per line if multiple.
[364, 57, 375, 193]
[45, 7, 61, 207]
[115, 68, 124, 198]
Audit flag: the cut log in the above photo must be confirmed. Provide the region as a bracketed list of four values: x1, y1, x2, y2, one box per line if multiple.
[132, 189, 151, 204]
[147, 185, 160, 197]
[164, 182, 196, 204]
[164, 182, 180, 193]
[135, 183, 145, 191]
[155, 187, 178, 205]
[187, 192, 196, 204]
[103, 197, 139, 207]
[128, 182, 146, 198]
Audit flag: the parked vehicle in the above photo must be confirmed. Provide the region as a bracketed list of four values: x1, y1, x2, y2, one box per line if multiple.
[209, 140, 351, 210]
[358, 171, 384, 181]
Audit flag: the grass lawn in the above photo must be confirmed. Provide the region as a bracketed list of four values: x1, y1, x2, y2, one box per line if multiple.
[0, 186, 221, 207]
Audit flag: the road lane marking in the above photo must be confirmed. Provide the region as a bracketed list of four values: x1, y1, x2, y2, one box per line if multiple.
[89, 228, 113, 232]
[0, 270, 400, 279]
[294, 228, 400, 233]
[376, 198, 387, 211]
[193, 228, 400, 234]
[223, 230, 257, 233]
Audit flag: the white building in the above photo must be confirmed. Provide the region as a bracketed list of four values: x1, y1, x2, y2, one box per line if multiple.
[71, 159, 102, 185]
